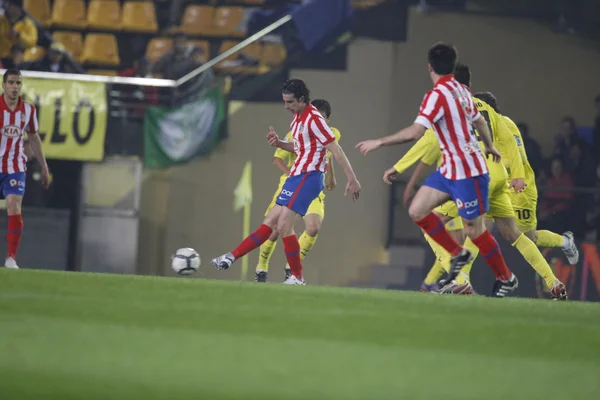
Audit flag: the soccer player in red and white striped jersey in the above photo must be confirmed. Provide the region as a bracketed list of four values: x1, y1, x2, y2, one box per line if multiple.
[1, 69, 50, 269]
[357, 44, 518, 297]
[212, 79, 361, 285]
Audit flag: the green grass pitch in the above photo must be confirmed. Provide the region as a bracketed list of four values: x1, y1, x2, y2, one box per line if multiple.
[1, 269, 599, 399]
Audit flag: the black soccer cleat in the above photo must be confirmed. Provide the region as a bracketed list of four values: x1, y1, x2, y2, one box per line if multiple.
[490, 274, 519, 298]
[445, 249, 473, 283]
[284, 268, 292, 282]
[255, 271, 268, 283]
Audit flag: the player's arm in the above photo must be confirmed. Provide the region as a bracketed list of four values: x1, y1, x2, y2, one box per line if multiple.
[325, 156, 336, 191]
[472, 117, 501, 163]
[267, 126, 294, 152]
[27, 134, 50, 188]
[493, 116, 526, 192]
[325, 141, 360, 199]
[272, 157, 290, 176]
[401, 143, 440, 206]
[356, 123, 426, 155]
[382, 130, 435, 184]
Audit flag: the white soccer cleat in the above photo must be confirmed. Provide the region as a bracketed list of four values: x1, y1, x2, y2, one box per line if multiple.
[5, 257, 19, 269]
[283, 275, 306, 285]
[211, 253, 235, 270]
[562, 232, 579, 265]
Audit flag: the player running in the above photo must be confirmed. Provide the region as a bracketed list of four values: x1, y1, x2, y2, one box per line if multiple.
[212, 79, 361, 285]
[1, 68, 50, 269]
[357, 43, 519, 298]
[255, 99, 341, 283]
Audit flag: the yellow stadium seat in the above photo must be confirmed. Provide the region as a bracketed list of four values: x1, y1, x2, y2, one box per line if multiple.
[87, 69, 117, 76]
[145, 38, 172, 63]
[185, 40, 210, 59]
[261, 42, 286, 67]
[23, 46, 46, 62]
[51, 0, 87, 29]
[24, 0, 52, 27]
[87, 0, 121, 30]
[121, 1, 158, 33]
[215, 41, 262, 74]
[81, 33, 120, 66]
[52, 31, 83, 61]
[178, 5, 214, 36]
[211, 7, 245, 37]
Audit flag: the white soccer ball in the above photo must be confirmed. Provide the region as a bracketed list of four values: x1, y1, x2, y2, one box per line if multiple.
[171, 248, 201, 275]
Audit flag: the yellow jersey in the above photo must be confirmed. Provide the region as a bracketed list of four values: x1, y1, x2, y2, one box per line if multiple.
[393, 129, 438, 173]
[274, 127, 342, 182]
[420, 99, 525, 183]
[503, 115, 536, 186]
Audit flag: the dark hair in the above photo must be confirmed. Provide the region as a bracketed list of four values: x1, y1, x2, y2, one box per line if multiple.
[474, 91, 500, 113]
[454, 63, 471, 87]
[428, 43, 458, 76]
[3, 68, 22, 83]
[281, 78, 310, 103]
[311, 99, 331, 119]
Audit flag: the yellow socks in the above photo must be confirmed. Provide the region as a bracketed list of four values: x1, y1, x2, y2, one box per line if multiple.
[456, 237, 479, 284]
[513, 233, 557, 288]
[256, 239, 277, 271]
[285, 232, 318, 270]
[424, 260, 445, 285]
[536, 230, 566, 248]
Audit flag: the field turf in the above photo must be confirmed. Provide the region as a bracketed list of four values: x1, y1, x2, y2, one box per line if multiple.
[1, 269, 599, 399]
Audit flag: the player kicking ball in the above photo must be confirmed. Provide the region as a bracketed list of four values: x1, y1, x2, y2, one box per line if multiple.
[212, 79, 361, 285]
[357, 43, 519, 298]
[255, 99, 341, 283]
[1, 69, 51, 269]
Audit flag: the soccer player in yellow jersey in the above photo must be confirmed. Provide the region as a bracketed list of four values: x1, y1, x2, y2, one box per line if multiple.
[255, 99, 341, 282]
[474, 91, 579, 262]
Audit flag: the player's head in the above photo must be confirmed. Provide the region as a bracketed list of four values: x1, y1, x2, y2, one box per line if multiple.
[311, 99, 331, 121]
[2, 68, 23, 101]
[454, 63, 471, 88]
[550, 157, 565, 179]
[428, 43, 458, 78]
[282, 78, 310, 114]
[474, 91, 500, 114]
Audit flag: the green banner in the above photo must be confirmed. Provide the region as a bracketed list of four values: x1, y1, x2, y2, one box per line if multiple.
[143, 83, 226, 168]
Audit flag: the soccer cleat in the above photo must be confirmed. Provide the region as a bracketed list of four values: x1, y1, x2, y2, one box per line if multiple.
[4, 257, 18, 269]
[211, 253, 235, 270]
[445, 249, 473, 283]
[255, 270, 268, 283]
[550, 280, 568, 301]
[490, 274, 519, 298]
[284, 267, 292, 282]
[283, 275, 306, 285]
[439, 280, 475, 295]
[420, 282, 440, 293]
[562, 232, 579, 265]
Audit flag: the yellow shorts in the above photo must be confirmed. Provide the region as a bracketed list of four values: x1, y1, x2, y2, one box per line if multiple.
[510, 181, 538, 233]
[265, 179, 326, 219]
[434, 179, 514, 222]
[445, 217, 464, 231]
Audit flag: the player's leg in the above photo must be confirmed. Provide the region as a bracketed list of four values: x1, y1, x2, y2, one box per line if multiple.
[212, 204, 280, 271]
[3, 173, 26, 269]
[255, 188, 283, 282]
[456, 175, 517, 297]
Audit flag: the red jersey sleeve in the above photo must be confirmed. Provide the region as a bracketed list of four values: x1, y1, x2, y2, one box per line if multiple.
[309, 113, 336, 145]
[26, 103, 39, 135]
[415, 90, 444, 129]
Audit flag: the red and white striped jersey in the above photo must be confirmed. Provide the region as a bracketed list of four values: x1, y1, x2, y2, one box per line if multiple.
[288, 103, 336, 176]
[414, 75, 488, 180]
[0, 96, 38, 174]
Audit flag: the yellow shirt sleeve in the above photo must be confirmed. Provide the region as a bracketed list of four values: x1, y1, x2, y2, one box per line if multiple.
[331, 127, 342, 142]
[502, 116, 528, 165]
[393, 129, 439, 172]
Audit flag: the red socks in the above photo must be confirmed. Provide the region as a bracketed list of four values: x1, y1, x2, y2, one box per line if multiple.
[472, 230, 512, 280]
[231, 224, 273, 259]
[415, 213, 462, 256]
[283, 235, 302, 279]
[7, 214, 23, 259]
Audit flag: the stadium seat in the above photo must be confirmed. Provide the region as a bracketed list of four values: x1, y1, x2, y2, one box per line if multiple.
[24, 0, 52, 27]
[215, 41, 263, 74]
[145, 38, 172, 63]
[261, 42, 286, 67]
[177, 5, 215, 36]
[87, 0, 121, 31]
[211, 7, 246, 37]
[185, 40, 210, 60]
[222, 0, 264, 4]
[23, 46, 46, 62]
[52, 31, 83, 61]
[81, 33, 120, 66]
[51, 0, 88, 29]
[87, 69, 117, 76]
[121, 1, 158, 33]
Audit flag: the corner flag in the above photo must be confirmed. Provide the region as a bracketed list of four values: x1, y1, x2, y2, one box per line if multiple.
[233, 161, 253, 280]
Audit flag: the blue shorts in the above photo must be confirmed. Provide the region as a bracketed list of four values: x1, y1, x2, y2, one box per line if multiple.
[0, 172, 26, 199]
[276, 171, 324, 216]
[423, 170, 489, 220]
